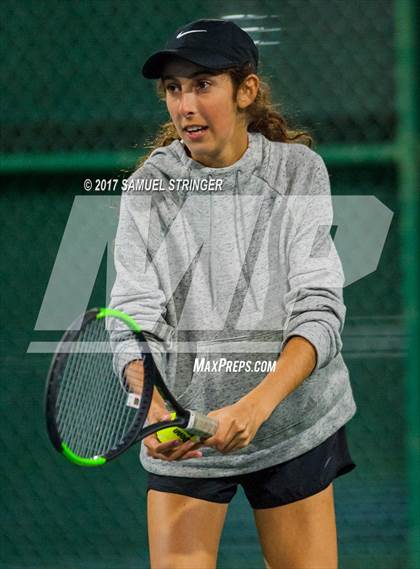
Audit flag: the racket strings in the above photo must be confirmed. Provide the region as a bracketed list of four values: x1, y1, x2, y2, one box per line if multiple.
[58, 322, 102, 454]
[71, 328, 102, 452]
[56, 336, 88, 432]
[87, 320, 136, 456]
[65, 322, 129, 456]
[81, 326, 117, 456]
[74, 332, 113, 456]
[55, 317, 142, 458]
[87, 337, 119, 456]
[61, 322, 105, 453]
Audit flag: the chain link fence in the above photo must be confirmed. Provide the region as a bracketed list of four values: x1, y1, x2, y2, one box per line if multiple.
[1, 0, 395, 155]
[1, 1, 417, 568]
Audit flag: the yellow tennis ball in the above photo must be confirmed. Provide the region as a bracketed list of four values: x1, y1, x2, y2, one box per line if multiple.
[155, 412, 199, 443]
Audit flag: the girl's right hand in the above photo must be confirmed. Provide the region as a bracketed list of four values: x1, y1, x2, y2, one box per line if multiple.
[143, 404, 203, 461]
[124, 360, 202, 461]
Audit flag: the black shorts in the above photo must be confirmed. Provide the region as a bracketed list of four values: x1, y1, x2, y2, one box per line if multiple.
[146, 425, 356, 509]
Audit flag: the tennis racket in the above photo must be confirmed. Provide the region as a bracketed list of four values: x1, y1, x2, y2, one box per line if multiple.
[44, 307, 218, 467]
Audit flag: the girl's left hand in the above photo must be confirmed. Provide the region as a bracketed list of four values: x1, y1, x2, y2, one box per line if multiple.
[200, 397, 269, 454]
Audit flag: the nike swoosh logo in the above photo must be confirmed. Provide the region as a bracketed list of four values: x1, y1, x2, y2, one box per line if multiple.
[176, 30, 207, 39]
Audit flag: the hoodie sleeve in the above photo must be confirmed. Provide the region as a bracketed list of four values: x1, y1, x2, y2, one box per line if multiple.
[281, 155, 346, 371]
[109, 188, 174, 379]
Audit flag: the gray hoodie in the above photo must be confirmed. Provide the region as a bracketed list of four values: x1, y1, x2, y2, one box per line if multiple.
[109, 131, 356, 477]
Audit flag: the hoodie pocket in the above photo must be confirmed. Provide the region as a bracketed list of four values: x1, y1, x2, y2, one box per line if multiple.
[175, 333, 318, 443]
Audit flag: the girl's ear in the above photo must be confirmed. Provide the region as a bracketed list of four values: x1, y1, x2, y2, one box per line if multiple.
[236, 74, 259, 110]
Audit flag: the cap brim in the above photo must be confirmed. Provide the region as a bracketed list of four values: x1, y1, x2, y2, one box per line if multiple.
[141, 49, 237, 79]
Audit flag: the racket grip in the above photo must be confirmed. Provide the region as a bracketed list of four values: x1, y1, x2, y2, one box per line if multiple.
[186, 411, 218, 439]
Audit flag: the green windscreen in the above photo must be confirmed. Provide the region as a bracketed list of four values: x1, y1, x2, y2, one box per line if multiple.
[1, 1, 417, 568]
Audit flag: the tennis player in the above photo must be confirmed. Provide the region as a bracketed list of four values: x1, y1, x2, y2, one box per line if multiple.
[110, 18, 357, 569]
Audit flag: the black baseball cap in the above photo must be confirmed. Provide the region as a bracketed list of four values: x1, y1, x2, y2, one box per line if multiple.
[142, 19, 258, 79]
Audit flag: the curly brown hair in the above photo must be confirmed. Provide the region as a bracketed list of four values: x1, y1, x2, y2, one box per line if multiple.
[136, 62, 314, 169]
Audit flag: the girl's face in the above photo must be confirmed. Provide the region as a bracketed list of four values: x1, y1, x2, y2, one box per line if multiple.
[162, 57, 251, 168]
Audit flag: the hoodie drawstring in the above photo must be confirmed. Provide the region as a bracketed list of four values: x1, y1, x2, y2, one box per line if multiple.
[208, 170, 259, 312]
